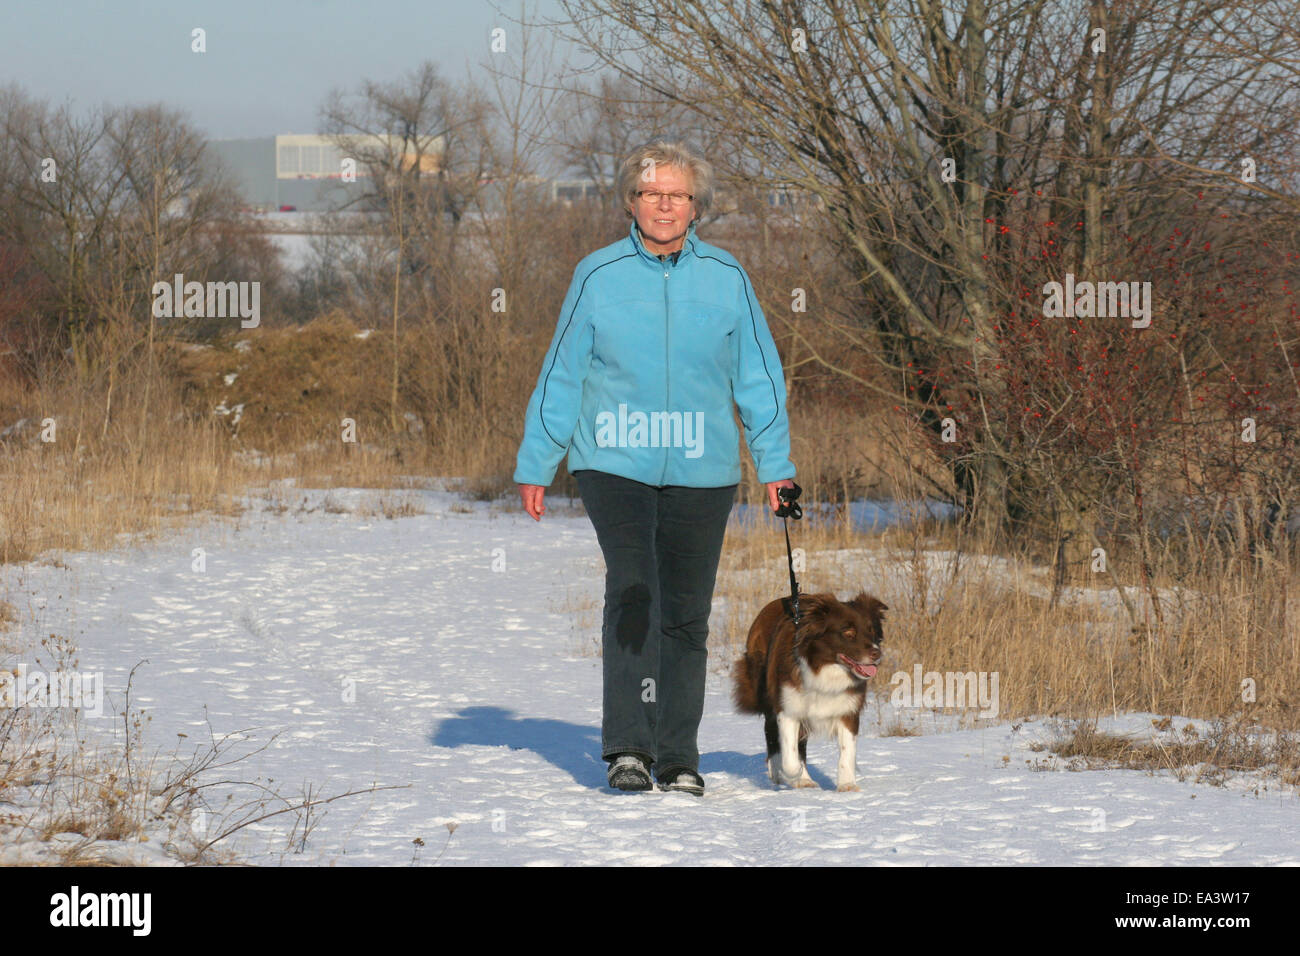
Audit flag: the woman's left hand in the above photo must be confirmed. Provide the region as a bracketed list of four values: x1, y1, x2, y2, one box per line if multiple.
[766, 479, 797, 513]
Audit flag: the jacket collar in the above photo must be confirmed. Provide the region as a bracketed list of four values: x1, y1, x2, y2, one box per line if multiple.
[629, 219, 699, 265]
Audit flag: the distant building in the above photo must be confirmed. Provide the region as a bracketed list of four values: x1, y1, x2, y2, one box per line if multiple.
[206, 137, 633, 217]
[205, 133, 445, 212]
[550, 179, 602, 204]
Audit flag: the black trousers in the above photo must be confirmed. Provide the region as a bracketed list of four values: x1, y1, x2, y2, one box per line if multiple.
[573, 469, 737, 777]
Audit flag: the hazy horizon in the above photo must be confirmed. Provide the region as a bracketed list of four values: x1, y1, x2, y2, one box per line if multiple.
[0, 0, 578, 139]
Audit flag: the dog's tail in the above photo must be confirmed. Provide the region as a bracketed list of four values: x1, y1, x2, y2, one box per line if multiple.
[731, 652, 765, 714]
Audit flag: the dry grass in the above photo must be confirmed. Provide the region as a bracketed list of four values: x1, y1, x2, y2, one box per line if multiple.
[878, 719, 921, 738]
[0, 633, 401, 864]
[0, 600, 18, 642]
[1028, 716, 1300, 789]
[0, 635, 226, 864]
[355, 491, 427, 519]
[0, 414, 246, 565]
[0, 319, 454, 564]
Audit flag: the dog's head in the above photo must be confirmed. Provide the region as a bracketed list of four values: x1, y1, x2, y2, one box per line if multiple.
[786, 591, 887, 681]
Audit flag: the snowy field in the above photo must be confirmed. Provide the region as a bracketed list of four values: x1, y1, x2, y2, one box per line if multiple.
[1, 482, 1296, 866]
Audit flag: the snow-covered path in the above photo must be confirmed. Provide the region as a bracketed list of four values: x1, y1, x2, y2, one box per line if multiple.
[4, 486, 1296, 865]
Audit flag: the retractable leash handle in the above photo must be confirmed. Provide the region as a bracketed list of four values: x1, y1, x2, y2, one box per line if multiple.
[775, 482, 804, 632]
[774, 482, 802, 520]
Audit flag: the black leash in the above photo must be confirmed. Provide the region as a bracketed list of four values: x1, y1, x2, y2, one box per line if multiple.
[774, 482, 804, 630]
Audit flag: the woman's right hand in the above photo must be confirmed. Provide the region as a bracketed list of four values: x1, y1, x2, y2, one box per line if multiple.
[518, 484, 546, 521]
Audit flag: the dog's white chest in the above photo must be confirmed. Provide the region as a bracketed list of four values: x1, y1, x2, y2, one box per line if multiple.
[779, 661, 861, 736]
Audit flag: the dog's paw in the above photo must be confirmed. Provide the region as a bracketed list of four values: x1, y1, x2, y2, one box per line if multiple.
[772, 763, 807, 788]
[836, 781, 861, 792]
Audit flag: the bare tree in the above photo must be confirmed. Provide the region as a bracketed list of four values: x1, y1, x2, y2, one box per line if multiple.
[98, 105, 238, 444]
[475, 13, 569, 294]
[320, 62, 489, 432]
[550, 74, 698, 208]
[0, 91, 244, 442]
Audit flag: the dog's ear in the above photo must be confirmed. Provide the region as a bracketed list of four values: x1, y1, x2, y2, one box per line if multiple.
[849, 592, 888, 618]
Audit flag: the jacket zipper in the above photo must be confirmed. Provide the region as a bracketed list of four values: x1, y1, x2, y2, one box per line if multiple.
[659, 257, 670, 485]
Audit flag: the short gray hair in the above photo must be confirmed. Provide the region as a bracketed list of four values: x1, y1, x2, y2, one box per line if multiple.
[618, 140, 713, 222]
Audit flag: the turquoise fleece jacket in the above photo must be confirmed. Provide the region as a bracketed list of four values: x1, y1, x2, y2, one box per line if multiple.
[513, 220, 795, 488]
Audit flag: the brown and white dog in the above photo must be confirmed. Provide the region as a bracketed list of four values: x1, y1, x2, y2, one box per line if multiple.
[732, 592, 887, 791]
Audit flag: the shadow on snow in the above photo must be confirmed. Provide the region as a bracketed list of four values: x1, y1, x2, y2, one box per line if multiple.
[430, 705, 781, 789]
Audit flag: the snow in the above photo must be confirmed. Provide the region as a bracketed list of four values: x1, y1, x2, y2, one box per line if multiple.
[1, 483, 1296, 865]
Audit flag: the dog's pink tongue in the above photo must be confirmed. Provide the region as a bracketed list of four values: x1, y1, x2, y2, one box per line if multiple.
[840, 653, 878, 679]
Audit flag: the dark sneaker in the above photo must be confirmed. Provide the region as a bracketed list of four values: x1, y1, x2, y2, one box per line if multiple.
[657, 768, 705, 796]
[607, 754, 653, 791]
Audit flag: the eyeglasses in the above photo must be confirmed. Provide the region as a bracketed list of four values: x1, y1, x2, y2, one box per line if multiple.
[636, 190, 694, 206]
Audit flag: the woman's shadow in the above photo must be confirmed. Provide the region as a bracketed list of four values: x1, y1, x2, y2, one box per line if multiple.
[429, 706, 764, 787]
[429, 707, 605, 786]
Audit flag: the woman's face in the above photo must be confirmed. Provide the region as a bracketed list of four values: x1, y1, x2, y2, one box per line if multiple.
[632, 164, 696, 255]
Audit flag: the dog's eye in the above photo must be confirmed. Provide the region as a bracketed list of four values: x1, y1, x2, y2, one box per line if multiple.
[842, 628, 855, 637]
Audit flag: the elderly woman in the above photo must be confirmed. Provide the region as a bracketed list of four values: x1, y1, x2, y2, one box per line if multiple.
[514, 141, 795, 795]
